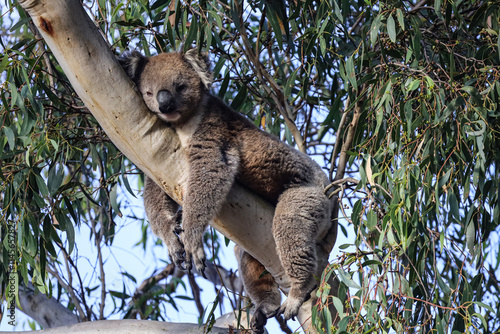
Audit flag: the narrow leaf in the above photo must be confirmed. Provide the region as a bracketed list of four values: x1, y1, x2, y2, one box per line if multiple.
[346, 55, 357, 91]
[387, 15, 396, 43]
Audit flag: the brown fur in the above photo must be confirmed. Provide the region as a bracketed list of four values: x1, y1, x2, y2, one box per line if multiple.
[119, 50, 334, 332]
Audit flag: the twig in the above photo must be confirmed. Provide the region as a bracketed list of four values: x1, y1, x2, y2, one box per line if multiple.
[324, 177, 360, 198]
[188, 275, 205, 318]
[46, 265, 87, 322]
[235, 1, 306, 152]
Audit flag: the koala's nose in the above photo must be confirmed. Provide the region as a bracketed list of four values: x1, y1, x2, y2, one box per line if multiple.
[157, 90, 174, 114]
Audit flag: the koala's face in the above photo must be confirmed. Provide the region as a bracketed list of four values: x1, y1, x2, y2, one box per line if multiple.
[120, 50, 212, 124]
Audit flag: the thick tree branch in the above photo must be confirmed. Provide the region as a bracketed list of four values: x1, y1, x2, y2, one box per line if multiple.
[5, 319, 250, 333]
[16, 283, 79, 328]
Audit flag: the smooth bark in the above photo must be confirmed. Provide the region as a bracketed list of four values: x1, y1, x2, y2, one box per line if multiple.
[0, 320, 247, 334]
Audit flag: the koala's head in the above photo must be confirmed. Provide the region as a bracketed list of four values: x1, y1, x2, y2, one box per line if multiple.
[119, 49, 212, 124]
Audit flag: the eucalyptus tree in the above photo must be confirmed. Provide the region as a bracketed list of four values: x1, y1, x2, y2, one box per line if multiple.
[1, 0, 499, 333]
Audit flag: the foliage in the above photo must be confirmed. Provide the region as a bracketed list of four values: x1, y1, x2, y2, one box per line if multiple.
[0, 0, 499, 333]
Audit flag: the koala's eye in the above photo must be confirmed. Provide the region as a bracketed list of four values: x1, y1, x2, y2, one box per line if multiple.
[176, 84, 187, 93]
[145, 91, 153, 97]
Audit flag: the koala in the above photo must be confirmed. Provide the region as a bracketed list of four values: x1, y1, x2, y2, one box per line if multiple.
[119, 49, 335, 332]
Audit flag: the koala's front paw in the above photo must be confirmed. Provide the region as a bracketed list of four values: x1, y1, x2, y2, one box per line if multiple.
[180, 234, 207, 277]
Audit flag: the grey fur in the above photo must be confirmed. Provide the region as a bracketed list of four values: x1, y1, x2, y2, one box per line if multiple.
[121, 50, 334, 332]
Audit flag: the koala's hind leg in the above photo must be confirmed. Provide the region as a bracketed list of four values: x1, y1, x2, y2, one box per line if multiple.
[273, 185, 330, 321]
[144, 176, 185, 266]
[235, 246, 281, 334]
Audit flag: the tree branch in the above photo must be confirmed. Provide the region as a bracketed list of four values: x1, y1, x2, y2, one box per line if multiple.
[6, 319, 250, 333]
[16, 283, 79, 328]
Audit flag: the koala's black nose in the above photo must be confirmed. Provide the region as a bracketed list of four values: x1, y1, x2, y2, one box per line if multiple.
[157, 90, 175, 114]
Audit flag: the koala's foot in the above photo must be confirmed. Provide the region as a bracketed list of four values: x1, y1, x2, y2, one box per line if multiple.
[164, 210, 186, 268]
[180, 233, 207, 277]
[166, 236, 186, 269]
[251, 306, 279, 334]
[279, 282, 316, 321]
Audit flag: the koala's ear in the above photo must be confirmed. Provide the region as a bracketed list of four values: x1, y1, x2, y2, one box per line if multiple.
[118, 51, 148, 82]
[183, 49, 213, 89]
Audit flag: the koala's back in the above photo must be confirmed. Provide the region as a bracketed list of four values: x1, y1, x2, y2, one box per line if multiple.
[195, 95, 328, 205]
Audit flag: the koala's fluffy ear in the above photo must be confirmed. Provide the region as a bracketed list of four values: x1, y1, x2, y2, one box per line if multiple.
[183, 49, 212, 89]
[118, 51, 148, 82]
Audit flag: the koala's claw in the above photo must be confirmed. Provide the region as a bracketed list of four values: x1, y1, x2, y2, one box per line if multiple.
[278, 297, 302, 321]
[177, 261, 187, 271]
[200, 269, 207, 279]
[174, 225, 184, 235]
[197, 259, 207, 279]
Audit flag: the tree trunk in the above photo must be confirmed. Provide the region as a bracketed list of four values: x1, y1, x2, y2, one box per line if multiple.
[17, 0, 335, 331]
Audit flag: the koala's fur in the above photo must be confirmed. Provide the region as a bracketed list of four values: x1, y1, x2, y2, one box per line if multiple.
[120, 50, 334, 332]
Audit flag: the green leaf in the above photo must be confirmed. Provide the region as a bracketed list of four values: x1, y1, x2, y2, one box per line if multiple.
[333, 1, 343, 22]
[472, 313, 487, 329]
[337, 268, 361, 289]
[448, 191, 460, 221]
[362, 260, 383, 268]
[370, 14, 382, 45]
[466, 221, 475, 255]
[183, 17, 199, 51]
[63, 196, 79, 225]
[498, 35, 500, 60]
[35, 174, 49, 198]
[3, 126, 15, 149]
[434, 0, 442, 16]
[352, 199, 363, 228]
[407, 79, 420, 91]
[322, 305, 332, 334]
[55, 212, 75, 254]
[465, 120, 486, 136]
[396, 9, 405, 30]
[387, 228, 397, 246]
[436, 271, 452, 295]
[150, 0, 169, 10]
[266, 4, 284, 49]
[110, 183, 122, 217]
[366, 209, 377, 230]
[387, 15, 396, 43]
[10, 17, 30, 32]
[346, 55, 357, 91]
[319, 36, 326, 57]
[47, 164, 64, 196]
[229, 84, 247, 111]
[284, 69, 298, 99]
[473, 301, 495, 313]
[424, 76, 435, 89]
